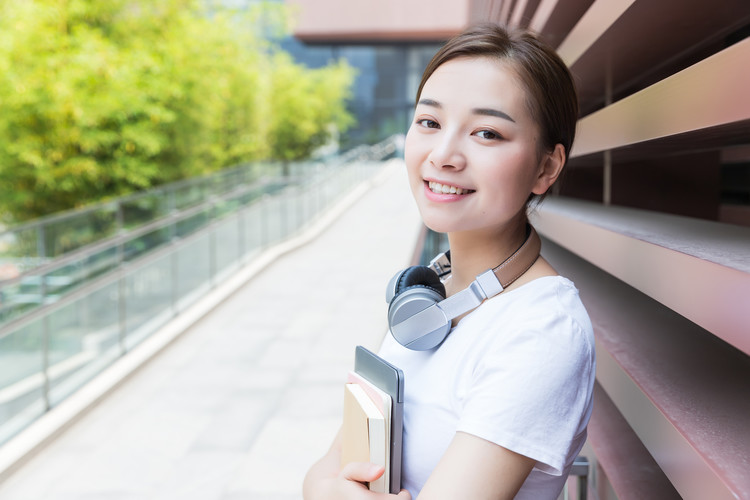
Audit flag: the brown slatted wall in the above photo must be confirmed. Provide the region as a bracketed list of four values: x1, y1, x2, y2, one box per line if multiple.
[488, 1, 750, 498]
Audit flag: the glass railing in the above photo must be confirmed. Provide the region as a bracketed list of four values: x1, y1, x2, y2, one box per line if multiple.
[0, 138, 398, 326]
[0, 178, 289, 326]
[0, 163, 276, 265]
[0, 137, 398, 445]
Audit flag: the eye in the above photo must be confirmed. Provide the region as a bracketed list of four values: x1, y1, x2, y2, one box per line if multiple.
[475, 129, 502, 141]
[416, 118, 440, 129]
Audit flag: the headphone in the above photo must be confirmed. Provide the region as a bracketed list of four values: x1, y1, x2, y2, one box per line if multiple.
[386, 225, 541, 350]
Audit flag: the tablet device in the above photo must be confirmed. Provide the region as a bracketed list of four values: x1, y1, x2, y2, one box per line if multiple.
[354, 345, 404, 495]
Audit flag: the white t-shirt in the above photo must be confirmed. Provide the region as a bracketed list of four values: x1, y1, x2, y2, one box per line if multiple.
[379, 275, 595, 499]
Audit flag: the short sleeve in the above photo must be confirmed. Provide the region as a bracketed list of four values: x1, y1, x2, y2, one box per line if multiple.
[456, 307, 594, 475]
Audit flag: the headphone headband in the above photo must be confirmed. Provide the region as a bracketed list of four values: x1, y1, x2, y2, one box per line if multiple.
[429, 225, 541, 290]
[387, 224, 542, 350]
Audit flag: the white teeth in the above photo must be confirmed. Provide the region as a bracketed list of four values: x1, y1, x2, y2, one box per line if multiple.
[428, 181, 472, 195]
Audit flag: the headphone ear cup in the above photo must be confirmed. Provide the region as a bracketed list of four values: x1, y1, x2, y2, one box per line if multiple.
[388, 266, 449, 350]
[392, 265, 446, 301]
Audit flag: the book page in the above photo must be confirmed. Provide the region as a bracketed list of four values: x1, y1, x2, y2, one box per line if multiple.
[340, 383, 387, 492]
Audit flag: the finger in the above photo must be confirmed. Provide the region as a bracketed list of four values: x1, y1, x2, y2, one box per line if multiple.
[340, 462, 385, 483]
[396, 489, 412, 499]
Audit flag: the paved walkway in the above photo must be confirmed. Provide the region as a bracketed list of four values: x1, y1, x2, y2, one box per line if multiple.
[0, 161, 422, 500]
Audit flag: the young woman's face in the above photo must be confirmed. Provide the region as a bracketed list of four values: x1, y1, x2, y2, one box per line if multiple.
[405, 56, 551, 235]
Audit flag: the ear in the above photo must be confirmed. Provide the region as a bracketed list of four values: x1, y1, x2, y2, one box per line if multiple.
[531, 143, 565, 195]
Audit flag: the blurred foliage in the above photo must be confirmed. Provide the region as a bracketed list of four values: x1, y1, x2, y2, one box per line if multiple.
[0, 0, 355, 223]
[268, 52, 355, 166]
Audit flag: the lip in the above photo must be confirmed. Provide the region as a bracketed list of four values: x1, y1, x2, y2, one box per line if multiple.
[422, 179, 475, 202]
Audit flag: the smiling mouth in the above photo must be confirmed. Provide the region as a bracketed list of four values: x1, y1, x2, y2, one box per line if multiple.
[427, 181, 475, 195]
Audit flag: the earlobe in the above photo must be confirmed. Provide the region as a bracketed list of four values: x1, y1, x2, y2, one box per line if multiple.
[531, 144, 565, 195]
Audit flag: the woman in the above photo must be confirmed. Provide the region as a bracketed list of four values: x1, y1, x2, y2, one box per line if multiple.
[304, 23, 595, 500]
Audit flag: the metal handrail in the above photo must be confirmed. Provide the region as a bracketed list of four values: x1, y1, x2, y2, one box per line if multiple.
[0, 138, 401, 330]
[0, 138, 402, 450]
[0, 149, 393, 446]
[0, 161, 369, 340]
[0, 177, 281, 290]
[0, 137, 398, 276]
[0, 161, 274, 237]
[0, 171, 376, 336]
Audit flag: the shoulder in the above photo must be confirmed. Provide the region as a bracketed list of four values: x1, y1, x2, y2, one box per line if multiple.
[456, 275, 594, 376]
[467, 275, 591, 340]
[454, 278, 596, 475]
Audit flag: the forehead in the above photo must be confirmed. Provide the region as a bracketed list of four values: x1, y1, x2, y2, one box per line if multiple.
[420, 56, 527, 111]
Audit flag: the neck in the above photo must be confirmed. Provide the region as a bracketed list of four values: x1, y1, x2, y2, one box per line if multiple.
[444, 217, 528, 297]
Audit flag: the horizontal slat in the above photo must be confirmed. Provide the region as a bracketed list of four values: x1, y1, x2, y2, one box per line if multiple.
[597, 348, 737, 500]
[587, 383, 681, 500]
[509, 0, 541, 28]
[527, 0, 594, 49]
[556, 0, 635, 66]
[572, 37, 750, 158]
[567, 0, 750, 115]
[541, 238, 750, 499]
[566, 122, 750, 168]
[499, 0, 513, 25]
[531, 197, 750, 355]
[527, 0, 559, 33]
[290, 0, 467, 42]
[509, 0, 528, 27]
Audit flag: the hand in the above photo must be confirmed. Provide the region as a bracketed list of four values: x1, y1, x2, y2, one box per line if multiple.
[305, 461, 411, 500]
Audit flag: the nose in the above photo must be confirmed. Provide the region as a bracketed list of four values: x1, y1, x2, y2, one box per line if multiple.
[427, 132, 466, 170]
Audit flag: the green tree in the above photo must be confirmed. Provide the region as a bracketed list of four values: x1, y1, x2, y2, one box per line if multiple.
[267, 52, 356, 173]
[0, 0, 262, 222]
[0, 0, 355, 224]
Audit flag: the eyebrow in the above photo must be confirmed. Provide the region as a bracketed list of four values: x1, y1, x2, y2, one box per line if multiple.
[473, 107, 516, 123]
[417, 98, 516, 123]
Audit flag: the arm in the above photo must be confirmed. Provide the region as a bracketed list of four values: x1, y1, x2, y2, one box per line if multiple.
[417, 431, 535, 500]
[303, 429, 412, 500]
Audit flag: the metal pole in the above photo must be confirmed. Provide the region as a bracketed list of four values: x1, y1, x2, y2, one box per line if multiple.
[238, 205, 246, 266]
[207, 200, 217, 289]
[42, 315, 51, 411]
[118, 271, 127, 355]
[570, 456, 589, 500]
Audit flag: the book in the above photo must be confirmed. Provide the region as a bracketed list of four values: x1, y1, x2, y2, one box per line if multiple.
[352, 345, 404, 494]
[347, 371, 393, 492]
[341, 382, 387, 492]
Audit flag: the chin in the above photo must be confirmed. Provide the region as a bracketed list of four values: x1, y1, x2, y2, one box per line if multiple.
[420, 215, 459, 234]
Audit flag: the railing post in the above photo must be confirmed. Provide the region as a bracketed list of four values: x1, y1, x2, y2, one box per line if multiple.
[569, 456, 589, 500]
[36, 223, 45, 264]
[171, 248, 179, 317]
[259, 195, 268, 250]
[115, 198, 127, 355]
[118, 270, 127, 356]
[297, 184, 303, 233]
[209, 200, 217, 288]
[170, 210, 180, 316]
[238, 204, 246, 266]
[36, 225, 47, 309]
[42, 315, 51, 411]
[279, 191, 287, 243]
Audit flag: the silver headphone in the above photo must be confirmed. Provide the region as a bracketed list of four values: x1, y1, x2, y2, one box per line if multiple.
[386, 225, 541, 350]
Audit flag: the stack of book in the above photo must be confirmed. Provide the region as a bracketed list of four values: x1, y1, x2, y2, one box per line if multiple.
[341, 371, 393, 492]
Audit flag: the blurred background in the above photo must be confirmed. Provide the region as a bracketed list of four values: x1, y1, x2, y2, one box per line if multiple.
[0, 1, 749, 499]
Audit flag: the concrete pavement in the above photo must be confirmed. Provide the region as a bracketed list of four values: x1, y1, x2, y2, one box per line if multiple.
[0, 160, 422, 500]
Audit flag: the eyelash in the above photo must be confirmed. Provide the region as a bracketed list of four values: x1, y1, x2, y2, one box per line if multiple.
[416, 118, 439, 129]
[415, 119, 503, 141]
[475, 129, 502, 141]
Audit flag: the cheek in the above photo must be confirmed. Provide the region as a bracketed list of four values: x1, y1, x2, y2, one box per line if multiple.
[404, 125, 420, 162]
[404, 129, 425, 185]
[482, 151, 540, 201]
